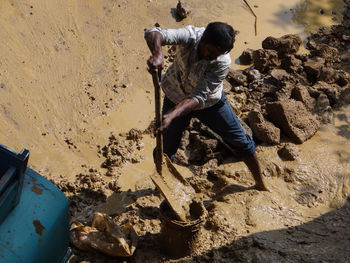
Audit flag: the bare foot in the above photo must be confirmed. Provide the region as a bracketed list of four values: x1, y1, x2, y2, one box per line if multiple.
[251, 183, 270, 192]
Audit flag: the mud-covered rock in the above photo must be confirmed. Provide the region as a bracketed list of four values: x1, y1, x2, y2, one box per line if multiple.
[315, 93, 334, 124]
[310, 43, 340, 65]
[312, 81, 341, 106]
[275, 83, 295, 102]
[278, 143, 300, 161]
[174, 0, 190, 21]
[187, 131, 220, 163]
[291, 84, 316, 111]
[248, 110, 280, 144]
[319, 67, 338, 84]
[226, 92, 247, 116]
[321, 69, 350, 88]
[142, 120, 156, 137]
[268, 69, 293, 87]
[239, 48, 254, 65]
[174, 149, 189, 166]
[252, 49, 279, 73]
[303, 56, 326, 82]
[281, 54, 304, 74]
[226, 69, 247, 87]
[249, 80, 277, 97]
[335, 86, 350, 108]
[336, 70, 350, 86]
[295, 53, 309, 62]
[244, 69, 262, 82]
[266, 100, 320, 144]
[262, 34, 302, 56]
[197, 159, 219, 177]
[179, 129, 190, 150]
[246, 88, 264, 105]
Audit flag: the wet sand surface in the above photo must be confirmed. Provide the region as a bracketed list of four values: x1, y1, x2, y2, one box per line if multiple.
[0, 0, 349, 262]
[0, 0, 344, 178]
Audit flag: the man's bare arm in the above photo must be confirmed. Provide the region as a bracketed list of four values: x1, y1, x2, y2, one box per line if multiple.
[160, 98, 198, 132]
[145, 31, 164, 69]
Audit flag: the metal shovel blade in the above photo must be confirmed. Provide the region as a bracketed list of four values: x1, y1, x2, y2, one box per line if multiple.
[151, 154, 195, 222]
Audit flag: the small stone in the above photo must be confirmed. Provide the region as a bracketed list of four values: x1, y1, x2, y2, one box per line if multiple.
[248, 110, 280, 144]
[278, 143, 299, 161]
[227, 69, 247, 86]
[252, 49, 279, 73]
[246, 69, 261, 82]
[239, 48, 254, 65]
[175, 1, 190, 21]
[262, 34, 302, 56]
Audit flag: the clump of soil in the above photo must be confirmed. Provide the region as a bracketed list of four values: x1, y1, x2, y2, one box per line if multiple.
[98, 129, 145, 177]
[51, 168, 119, 223]
[52, 128, 148, 223]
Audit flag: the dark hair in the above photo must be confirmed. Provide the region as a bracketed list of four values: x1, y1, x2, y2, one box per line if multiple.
[202, 22, 236, 53]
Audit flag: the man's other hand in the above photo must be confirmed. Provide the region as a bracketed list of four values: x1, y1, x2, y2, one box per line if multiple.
[159, 111, 174, 132]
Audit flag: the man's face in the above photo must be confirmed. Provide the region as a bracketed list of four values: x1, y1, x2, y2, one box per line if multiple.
[198, 40, 226, 61]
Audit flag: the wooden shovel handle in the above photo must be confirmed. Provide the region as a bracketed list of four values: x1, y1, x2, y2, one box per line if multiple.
[151, 69, 163, 174]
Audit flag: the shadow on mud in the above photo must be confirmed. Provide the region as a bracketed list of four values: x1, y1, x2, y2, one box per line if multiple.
[335, 113, 350, 139]
[212, 184, 251, 201]
[267, 3, 302, 31]
[337, 124, 350, 139]
[97, 188, 160, 219]
[182, 199, 350, 262]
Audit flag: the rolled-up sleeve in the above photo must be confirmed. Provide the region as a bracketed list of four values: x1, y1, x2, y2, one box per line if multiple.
[144, 26, 201, 46]
[188, 59, 231, 109]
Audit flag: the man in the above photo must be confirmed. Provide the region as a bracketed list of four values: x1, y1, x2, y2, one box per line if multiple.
[145, 22, 268, 191]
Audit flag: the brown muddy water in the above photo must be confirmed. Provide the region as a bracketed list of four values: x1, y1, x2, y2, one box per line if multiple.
[0, 0, 349, 262]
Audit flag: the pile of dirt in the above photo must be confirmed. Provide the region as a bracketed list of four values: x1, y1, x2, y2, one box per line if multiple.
[64, 2, 350, 262]
[51, 128, 150, 222]
[99, 129, 145, 176]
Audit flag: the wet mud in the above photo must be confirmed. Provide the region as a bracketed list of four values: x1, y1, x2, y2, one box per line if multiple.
[65, 1, 350, 261]
[1, 0, 350, 262]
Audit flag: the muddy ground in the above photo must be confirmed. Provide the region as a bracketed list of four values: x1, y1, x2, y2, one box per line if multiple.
[1, 0, 350, 262]
[59, 1, 350, 262]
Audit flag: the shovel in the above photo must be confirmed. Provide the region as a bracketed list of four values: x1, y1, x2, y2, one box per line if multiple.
[149, 68, 195, 222]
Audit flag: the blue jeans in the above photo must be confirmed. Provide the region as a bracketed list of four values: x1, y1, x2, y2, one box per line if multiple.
[157, 92, 256, 161]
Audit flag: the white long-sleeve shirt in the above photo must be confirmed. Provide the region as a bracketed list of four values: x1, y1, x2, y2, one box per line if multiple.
[145, 25, 231, 109]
